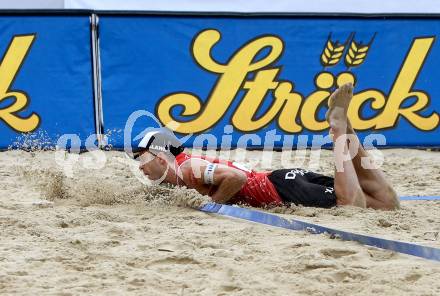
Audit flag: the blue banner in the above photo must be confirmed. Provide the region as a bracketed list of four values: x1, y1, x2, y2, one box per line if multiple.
[0, 15, 95, 149]
[99, 16, 440, 148]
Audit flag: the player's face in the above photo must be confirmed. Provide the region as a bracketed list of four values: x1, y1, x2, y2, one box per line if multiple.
[138, 151, 167, 181]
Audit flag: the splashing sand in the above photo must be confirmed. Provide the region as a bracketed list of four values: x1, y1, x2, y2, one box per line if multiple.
[0, 149, 439, 295]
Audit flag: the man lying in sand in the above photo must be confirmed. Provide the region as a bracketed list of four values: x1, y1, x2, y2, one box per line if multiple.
[132, 83, 399, 210]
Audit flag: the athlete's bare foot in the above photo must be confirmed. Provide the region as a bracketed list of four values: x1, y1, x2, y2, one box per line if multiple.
[326, 83, 367, 208]
[326, 83, 353, 139]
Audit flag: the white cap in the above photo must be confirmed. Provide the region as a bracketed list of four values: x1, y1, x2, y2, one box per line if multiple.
[135, 128, 183, 158]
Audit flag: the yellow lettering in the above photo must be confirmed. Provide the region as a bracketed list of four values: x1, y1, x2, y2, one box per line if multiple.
[157, 31, 439, 135]
[0, 34, 39, 132]
[377, 37, 439, 130]
[349, 90, 386, 130]
[275, 82, 303, 133]
[301, 72, 334, 131]
[157, 29, 283, 133]
[232, 69, 280, 131]
[336, 72, 387, 130]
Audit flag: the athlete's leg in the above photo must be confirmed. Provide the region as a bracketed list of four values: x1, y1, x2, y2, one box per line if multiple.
[345, 121, 400, 210]
[327, 83, 399, 210]
[327, 83, 366, 208]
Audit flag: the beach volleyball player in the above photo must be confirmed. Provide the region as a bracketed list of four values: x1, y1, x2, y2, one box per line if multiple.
[131, 83, 399, 210]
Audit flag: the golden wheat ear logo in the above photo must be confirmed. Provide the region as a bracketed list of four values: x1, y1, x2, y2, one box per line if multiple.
[345, 33, 376, 68]
[320, 33, 351, 67]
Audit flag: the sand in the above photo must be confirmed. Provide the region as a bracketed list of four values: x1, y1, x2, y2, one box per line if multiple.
[0, 148, 439, 295]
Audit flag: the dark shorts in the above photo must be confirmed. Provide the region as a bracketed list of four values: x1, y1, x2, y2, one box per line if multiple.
[268, 169, 337, 208]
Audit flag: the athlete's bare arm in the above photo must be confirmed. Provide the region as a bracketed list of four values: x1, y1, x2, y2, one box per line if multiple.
[208, 167, 247, 203]
[179, 160, 247, 203]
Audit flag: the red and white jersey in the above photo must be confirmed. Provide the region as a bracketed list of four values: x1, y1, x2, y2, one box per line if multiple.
[175, 153, 283, 207]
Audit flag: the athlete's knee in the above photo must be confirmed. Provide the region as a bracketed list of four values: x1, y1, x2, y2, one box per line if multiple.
[335, 185, 365, 207]
[381, 186, 400, 210]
